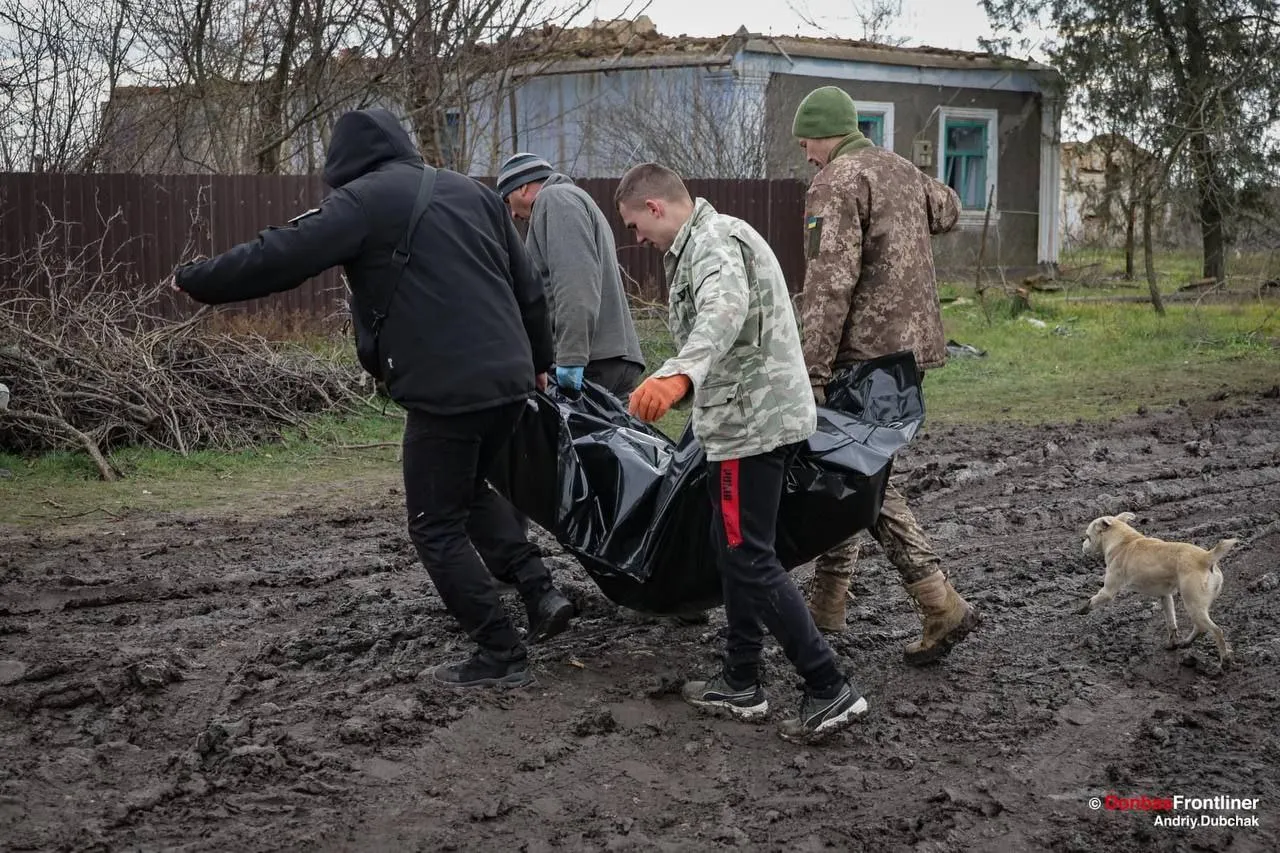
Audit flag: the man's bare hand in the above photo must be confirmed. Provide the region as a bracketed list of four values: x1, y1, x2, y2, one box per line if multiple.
[535, 372, 548, 392]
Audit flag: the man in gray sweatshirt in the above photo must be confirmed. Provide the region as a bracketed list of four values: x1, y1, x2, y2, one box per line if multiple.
[467, 155, 648, 623]
[497, 154, 645, 396]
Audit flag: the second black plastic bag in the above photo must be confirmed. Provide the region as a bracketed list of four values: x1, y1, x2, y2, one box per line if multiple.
[487, 351, 926, 614]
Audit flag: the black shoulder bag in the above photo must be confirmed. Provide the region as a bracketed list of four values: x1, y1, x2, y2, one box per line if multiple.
[356, 164, 439, 379]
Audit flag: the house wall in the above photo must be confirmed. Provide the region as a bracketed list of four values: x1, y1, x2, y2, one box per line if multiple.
[98, 90, 261, 174]
[764, 73, 1048, 272]
[1057, 139, 1179, 249]
[465, 63, 750, 178]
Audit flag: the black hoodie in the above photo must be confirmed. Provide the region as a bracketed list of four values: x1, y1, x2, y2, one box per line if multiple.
[176, 108, 554, 415]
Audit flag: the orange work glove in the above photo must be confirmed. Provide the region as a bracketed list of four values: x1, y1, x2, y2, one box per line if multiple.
[628, 373, 692, 422]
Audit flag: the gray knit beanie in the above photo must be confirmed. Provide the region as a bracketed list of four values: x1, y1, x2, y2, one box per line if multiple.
[497, 153, 553, 199]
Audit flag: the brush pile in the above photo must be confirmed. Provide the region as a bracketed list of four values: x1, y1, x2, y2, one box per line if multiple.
[0, 220, 365, 480]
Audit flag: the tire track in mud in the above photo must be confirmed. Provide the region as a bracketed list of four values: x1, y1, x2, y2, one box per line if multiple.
[1, 395, 1278, 851]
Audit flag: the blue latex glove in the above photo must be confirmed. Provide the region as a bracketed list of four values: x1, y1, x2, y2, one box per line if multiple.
[554, 365, 585, 391]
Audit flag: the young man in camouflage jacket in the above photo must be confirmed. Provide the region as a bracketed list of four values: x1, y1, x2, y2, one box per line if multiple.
[614, 162, 867, 744]
[793, 86, 980, 666]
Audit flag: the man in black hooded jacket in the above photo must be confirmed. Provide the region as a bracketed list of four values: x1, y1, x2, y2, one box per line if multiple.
[173, 108, 574, 688]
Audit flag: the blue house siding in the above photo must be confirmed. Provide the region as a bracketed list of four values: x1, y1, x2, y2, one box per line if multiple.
[466, 63, 753, 178]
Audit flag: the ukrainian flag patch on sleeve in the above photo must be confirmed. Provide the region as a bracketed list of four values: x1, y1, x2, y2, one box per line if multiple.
[805, 215, 824, 259]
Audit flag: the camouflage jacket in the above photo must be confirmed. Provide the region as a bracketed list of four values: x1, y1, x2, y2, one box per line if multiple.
[800, 145, 960, 384]
[653, 198, 816, 462]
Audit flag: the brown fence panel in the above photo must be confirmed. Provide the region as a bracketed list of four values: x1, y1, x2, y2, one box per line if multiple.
[0, 172, 338, 323]
[0, 172, 806, 322]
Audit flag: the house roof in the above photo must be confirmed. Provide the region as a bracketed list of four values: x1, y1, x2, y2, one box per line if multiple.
[500, 16, 732, 61]
[503, 17, 1059, 81]
[742, 35, 1057, 76]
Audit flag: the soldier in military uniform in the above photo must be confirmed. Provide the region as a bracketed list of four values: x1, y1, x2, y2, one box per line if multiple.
[792, 86, 980, 665]
[613, 162, 867, 744]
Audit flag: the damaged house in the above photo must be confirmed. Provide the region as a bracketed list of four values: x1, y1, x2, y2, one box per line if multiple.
[1059, 134, 1176, 249]
[469, 17, 1065, 270]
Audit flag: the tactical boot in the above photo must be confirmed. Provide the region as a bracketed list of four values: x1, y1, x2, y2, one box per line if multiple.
[524, 586, 574, 645]
[902, 571, 980, 666]
[806, 569, 850, 633]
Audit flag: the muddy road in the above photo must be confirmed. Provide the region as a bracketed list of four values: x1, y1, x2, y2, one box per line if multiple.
[3, 393, 1279, 852]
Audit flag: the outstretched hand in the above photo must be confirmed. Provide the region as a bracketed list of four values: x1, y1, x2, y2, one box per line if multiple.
[168, 255, 209, 293]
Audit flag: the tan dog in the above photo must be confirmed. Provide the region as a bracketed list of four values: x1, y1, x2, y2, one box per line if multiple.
[1079, 512, 1237, 666]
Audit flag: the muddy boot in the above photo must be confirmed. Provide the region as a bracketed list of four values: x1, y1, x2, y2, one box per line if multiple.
[902, 571, 980, 666]
[523, 586, 574, 645]
[806, 569, 850, 633]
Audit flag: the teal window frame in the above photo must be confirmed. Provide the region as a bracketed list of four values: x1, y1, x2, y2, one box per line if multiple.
[857, 114, 884, 147]
[943, 118, 989, 209]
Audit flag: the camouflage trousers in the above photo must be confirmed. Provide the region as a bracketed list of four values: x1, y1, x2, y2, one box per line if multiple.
[814, 482, 941, 585]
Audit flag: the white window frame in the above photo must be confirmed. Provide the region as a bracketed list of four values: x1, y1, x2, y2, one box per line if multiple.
[937, 106, 999, 227]
[853, 100, 895, 152]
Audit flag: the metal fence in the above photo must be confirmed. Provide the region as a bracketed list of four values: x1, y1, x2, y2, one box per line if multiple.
[0, 172, 808, 321]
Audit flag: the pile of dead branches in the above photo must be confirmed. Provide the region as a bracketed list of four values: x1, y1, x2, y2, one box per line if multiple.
[0, 214, 366, 480]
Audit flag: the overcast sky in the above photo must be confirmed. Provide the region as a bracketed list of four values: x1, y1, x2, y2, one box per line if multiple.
[574, 0, 1052, 56]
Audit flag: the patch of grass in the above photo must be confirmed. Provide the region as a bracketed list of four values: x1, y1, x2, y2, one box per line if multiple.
[629, 293, 1280, 430]
[0, 411, 405, 525]
[6, 281, 1277, 523]
[1055, 247, 1279, 296]
[1060, 246, 1205, 284]
[928, 291, 1280, 424]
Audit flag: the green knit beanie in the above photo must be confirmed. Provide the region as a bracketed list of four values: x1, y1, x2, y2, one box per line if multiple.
[792, 86, 860, 139]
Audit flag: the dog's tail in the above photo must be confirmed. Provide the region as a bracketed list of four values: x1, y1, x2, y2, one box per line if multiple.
[1208, 538, 1239, 565]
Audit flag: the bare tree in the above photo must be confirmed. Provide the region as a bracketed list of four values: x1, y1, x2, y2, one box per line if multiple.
[789, 0, 908, 47]
[1060, 132, 1163, 277]
[381, 0, 606, 171]
[83, 0, 597, 174]
[5, 0, 641, 176]
[583, 68, 775, 179]
[103, 0, 399, 173]
[0, 0, 138, 171]
[985, 0, 1280, 284]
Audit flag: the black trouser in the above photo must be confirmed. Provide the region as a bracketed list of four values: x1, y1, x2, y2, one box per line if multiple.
[402, 401, 554, 660]
[709, 444, 842, 692]
[584, 357, 644, 397]
[477, 357, 644, 584]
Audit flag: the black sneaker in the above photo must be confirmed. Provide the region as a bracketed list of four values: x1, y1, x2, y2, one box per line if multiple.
[681, 672, 769, 721]
[432, 650, 533, 688]
[778, 680, 868, 744]
[525, 587, 574, 645]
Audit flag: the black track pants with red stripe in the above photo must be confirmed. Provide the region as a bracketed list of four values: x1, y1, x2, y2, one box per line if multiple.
[707, 444, 842, 692]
